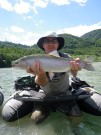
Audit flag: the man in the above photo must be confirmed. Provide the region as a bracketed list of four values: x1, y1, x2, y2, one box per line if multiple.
[2, 32, 81, 124]
[27, 32, 81, 124]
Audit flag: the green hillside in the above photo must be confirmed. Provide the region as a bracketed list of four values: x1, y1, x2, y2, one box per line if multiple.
[59, 33, 101, 57]
[81, 29, 101, 44]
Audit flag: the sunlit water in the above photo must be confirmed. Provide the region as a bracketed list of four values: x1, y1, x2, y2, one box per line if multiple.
[0, 62, 101, 135]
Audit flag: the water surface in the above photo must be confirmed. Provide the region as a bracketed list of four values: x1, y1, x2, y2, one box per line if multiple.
[0, 62, 101, 135]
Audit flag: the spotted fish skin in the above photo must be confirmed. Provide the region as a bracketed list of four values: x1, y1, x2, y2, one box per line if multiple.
[12, 54, 95, 72]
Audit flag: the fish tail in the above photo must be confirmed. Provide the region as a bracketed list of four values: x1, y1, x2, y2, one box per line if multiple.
[83, 58, 95, 71]
[85, 62, 95, 71]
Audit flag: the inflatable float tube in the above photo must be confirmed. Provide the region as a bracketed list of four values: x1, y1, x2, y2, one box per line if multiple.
[2, 76, 101, 123]
[15, 95, 91, 102]
[0, 87, 4, 106]
[13, 87, 101, 116]
[76, 88, 101, 116]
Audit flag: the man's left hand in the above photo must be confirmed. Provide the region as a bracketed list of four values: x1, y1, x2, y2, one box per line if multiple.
[70, 58, 81, 77]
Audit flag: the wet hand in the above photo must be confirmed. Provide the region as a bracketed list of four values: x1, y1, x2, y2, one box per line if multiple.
[26, 61, 48, 86]
[26, 61, 45, 76]
[70, 58, 81, 76]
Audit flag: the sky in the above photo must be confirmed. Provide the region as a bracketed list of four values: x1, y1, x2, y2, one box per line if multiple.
[0, 0, 101, 46]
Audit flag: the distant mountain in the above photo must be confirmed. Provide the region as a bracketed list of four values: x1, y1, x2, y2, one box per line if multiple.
[59, 33, 92, 48]
[58, 32, 101, 57]
[1, 29, 101, 49]
[81, 29, 101, 45]
[0, 41, 30, 48]
[0, 29, 101, 57]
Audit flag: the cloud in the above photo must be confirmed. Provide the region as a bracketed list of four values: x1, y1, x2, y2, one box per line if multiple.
[73, 0, 87, 6]
[32, 6, 38, 14]
[0, 26, 41, 45]
[14, 1, 30, 14]
[57, 22, 101, 36]
[51, 0, 87, 6]
[0, 0, 13, 11]
[20, 32, 40, 45]
[0, 0, 87, 15]
[34, 19, 45, 26]
[0, 0, 48, 15]
[31, 0, 49, 14]
[23, 15, 32, 20]
[33, 0, 48, 8]
[1, 31, 20, 43]
[10, 26, 24, 33]
[51, 0, 71, 5]
[1, 22, 101, 46]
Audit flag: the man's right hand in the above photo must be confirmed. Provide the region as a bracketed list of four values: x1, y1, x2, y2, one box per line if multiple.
[26, 61, 48, 86]
[26, 61, 45, 76]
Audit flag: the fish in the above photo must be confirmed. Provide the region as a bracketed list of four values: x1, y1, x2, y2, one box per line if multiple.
[12, 54, 95, 72]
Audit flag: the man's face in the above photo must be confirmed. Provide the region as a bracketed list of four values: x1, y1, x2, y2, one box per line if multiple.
[43, 37, 59, 53]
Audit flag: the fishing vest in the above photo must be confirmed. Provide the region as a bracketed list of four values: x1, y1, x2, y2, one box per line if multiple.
[41, 52, 71, 95]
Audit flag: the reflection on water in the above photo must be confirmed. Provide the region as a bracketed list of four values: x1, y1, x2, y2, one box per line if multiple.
[0, 62, 101, 135]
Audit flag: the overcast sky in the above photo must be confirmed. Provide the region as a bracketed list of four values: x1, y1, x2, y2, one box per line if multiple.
[0, 0, 101, 46]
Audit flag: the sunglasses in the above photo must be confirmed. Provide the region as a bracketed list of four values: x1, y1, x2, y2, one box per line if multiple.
[43, 38, 58, 44]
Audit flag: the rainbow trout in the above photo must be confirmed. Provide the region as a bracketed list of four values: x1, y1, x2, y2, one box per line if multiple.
[12, 54, 95, 72]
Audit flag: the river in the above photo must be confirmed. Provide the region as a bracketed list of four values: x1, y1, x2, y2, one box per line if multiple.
[0, 62, 101, 135]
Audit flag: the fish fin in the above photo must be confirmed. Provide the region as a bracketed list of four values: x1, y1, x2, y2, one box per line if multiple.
[49, 72, 55, 80]
[83, 58, 95, 71]
[48, 50, 60, 57]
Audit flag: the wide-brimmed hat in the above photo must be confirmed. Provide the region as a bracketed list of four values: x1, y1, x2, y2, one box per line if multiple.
[37, 32, 64, 50]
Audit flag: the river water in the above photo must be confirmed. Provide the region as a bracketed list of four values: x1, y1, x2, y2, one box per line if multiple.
[0, 62, 101, 135]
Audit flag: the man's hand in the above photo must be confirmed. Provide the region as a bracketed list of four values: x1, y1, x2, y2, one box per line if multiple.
[26, 61, 48, 86]
[26, 61, 45, 76]
[70, 58, 81, 77]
